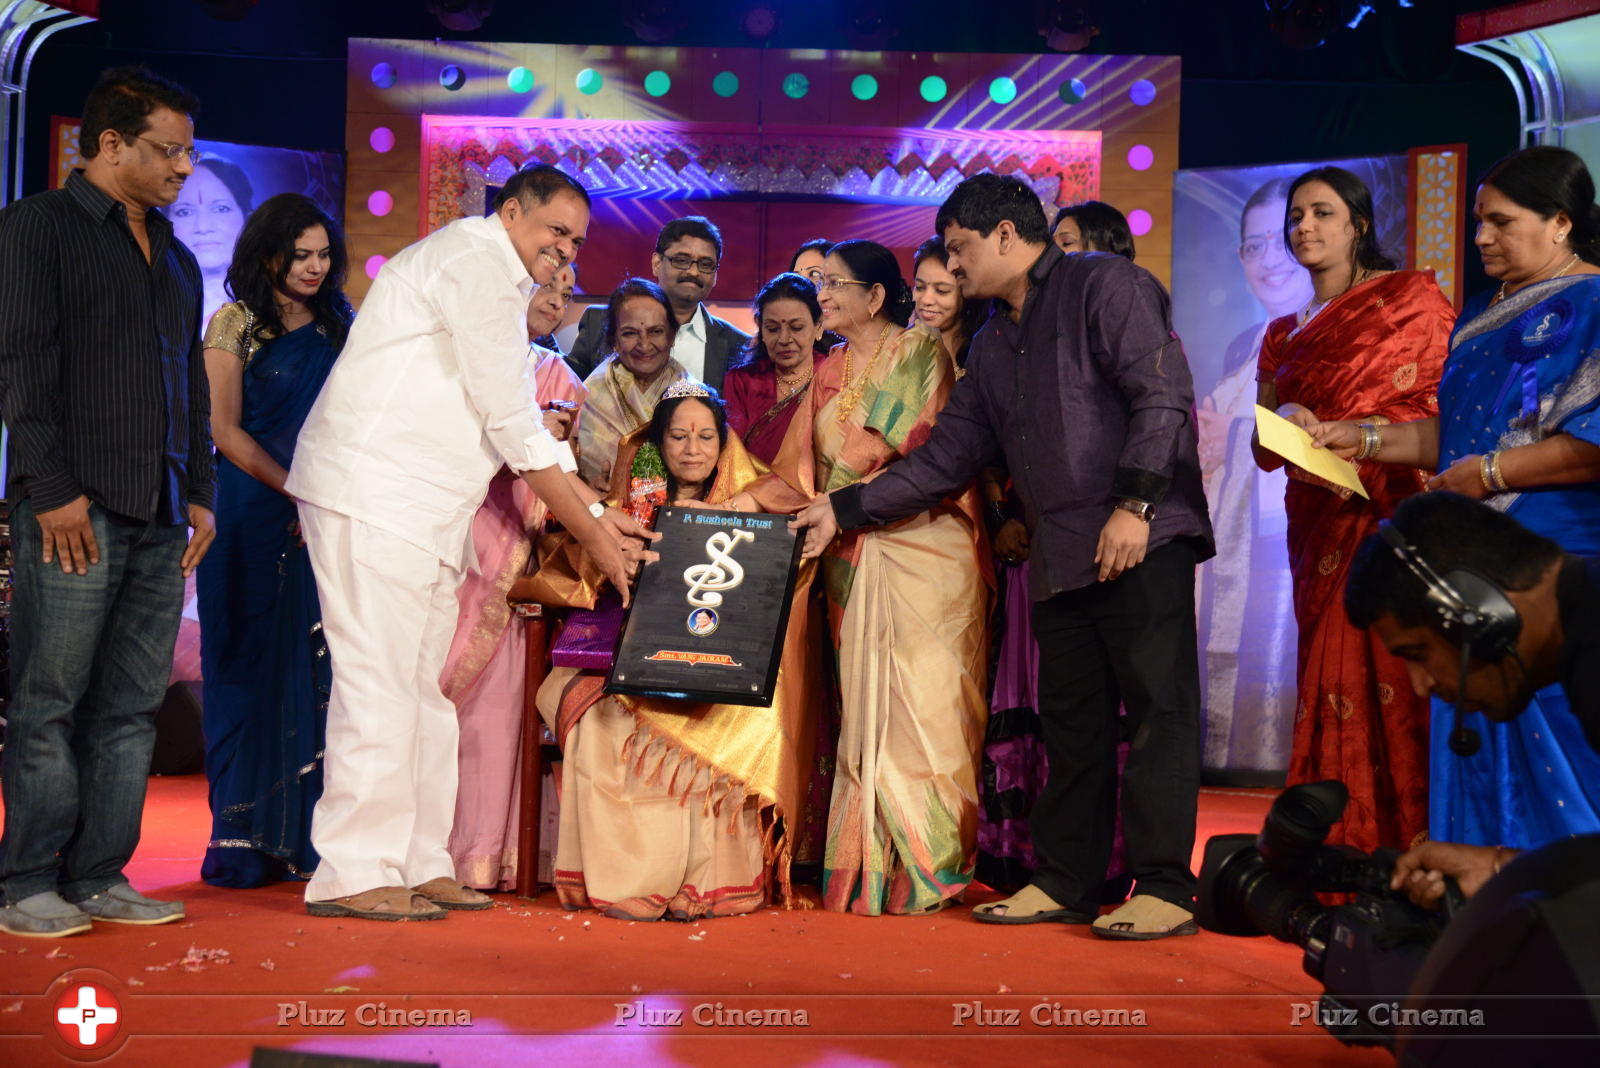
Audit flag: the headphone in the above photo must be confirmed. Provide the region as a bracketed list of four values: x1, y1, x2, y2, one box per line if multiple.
[1378, 520, 1524, 756]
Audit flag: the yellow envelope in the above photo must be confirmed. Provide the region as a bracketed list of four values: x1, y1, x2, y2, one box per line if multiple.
[1252, 404, 1369, 499]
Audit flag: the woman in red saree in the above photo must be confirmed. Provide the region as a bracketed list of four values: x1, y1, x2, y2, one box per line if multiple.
[1252, 166, 1454, 852]
[723, 273, 829, 465]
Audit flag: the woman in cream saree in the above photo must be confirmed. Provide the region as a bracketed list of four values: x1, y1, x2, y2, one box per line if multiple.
[750, 241, 991, 915]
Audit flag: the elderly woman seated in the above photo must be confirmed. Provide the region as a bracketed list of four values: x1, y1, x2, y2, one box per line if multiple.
[528, 381, 822, 920]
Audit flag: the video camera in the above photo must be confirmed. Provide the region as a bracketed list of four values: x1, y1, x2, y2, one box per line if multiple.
[1195, 780, 1449, 1047]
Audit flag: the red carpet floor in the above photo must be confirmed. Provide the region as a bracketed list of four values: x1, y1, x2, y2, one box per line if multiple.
[2, 776, 1389, 1067]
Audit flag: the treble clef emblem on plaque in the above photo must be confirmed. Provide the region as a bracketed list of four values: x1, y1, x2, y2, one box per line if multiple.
[683, 529, 755, 608]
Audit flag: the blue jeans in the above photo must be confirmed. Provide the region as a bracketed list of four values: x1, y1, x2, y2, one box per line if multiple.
[0, 498, 187, 903]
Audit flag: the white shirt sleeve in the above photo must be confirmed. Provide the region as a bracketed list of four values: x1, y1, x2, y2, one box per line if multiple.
[431, 246, 566, 474]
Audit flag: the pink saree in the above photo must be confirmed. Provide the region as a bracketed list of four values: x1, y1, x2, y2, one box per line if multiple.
[443, 347, 587, 890]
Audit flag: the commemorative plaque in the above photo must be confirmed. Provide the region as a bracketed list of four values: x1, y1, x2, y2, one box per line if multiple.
[606, 506, 802, 707]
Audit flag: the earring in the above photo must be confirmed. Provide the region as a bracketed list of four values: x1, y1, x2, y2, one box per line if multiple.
[1558, 231, 1568, 243]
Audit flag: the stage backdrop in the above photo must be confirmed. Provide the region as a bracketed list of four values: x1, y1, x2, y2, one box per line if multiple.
[1174, 147, 1466, 780]
[344, 39, 1181, 308]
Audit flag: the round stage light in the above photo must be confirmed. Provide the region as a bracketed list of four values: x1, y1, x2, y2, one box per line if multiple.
[365, 255, 388, 280]
[989, 76, 1018, 105]
[851, 73, 878, 101]
[369, 126, 395, 154]
[1128, 209, 1153, 236]
[920, 75, 947, 103]
[507, 66, 534, 94]
[713, 71, 739, 97]
[370, 62, 397, 90]
[367, 190, 393, 218]
[439, 65, 466, 92]
[576, 68, 603, 95]
[1129, 79, 1156, 106]
[1127, 144, 1154, 171]
[644, 70, 672, 97]
[1058, 77, 1087, 104]
[782, 72, 809, 100]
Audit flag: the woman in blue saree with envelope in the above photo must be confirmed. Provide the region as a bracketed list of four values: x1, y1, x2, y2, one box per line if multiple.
[1312, 147, 1600, 849]
[523, 382, 823, 920]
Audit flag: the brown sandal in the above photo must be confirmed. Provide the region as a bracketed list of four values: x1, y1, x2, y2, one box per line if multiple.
[411, 877, 493, 911]
[1091, 894, 1198, 941]
[306, 886, 446, 921]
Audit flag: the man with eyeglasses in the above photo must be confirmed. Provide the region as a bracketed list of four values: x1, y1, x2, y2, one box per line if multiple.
[563, 216, 750, 389]
[0, 67, 216, 937]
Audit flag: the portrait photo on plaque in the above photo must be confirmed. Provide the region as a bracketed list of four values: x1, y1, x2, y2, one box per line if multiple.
[607, 506, 802, 707]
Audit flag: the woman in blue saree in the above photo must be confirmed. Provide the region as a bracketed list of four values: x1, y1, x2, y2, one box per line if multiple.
[1311, 146, 1600, 849]
[197, 194, 353, 886]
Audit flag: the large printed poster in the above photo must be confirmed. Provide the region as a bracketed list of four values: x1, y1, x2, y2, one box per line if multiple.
[52, 118, 345, 329]
[1173, 155, 1408, 777]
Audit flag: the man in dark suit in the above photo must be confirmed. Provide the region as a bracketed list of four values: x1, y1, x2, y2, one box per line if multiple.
[563, 216, 750, 390]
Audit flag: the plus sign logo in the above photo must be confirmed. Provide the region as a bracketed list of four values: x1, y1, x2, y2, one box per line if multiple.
[53, 981, 122, 1050]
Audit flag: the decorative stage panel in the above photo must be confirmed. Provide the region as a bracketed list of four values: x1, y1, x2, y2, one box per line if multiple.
[345, 38, 1180, 303]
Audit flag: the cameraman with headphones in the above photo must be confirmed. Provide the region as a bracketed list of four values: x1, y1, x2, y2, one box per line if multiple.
[1343, 491, 1600, 910]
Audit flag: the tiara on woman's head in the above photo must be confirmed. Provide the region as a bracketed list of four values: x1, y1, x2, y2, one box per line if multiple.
[662, 378, 714, 401]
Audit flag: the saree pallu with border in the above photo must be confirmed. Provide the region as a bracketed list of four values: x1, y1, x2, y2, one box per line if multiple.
[443, 348, 586, 890]
[529, 427, 823, 919]
[1430, 275, 1600, 848]
[198, 322, 338, 887]
[1258, 271, 1453, 852]
[752, 324, 992, 915]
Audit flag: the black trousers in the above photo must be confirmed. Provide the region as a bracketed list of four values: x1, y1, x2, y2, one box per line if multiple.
[1028, 539, 1202, 910]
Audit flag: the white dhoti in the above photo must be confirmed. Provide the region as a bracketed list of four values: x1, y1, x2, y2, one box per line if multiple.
[298, 502, 465, 901]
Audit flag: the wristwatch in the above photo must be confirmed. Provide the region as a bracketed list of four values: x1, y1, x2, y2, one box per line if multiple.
[588, 500, 606, 519]
[1113, 498, 1155, 523]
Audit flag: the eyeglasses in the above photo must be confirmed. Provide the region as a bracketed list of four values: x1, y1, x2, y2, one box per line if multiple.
[664, 253, 719, 275]
[1239, 232, 1287, 263]
[138, 136, 202, 166]
[820, 277, 871, 292]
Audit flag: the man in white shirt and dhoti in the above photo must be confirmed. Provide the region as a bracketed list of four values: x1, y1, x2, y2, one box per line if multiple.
[287, 165, 644, 921]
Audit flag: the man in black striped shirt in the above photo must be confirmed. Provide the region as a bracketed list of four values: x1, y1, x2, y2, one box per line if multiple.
[0, 67, 216, 938]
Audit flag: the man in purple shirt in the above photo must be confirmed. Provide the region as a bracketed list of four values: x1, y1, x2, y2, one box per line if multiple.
[792, 174, 1214, 940]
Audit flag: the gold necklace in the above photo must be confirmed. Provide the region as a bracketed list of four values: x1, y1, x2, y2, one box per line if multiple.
[834, 324, 894, 427]
[1493, 252, 1581, 305]
[775, 365, 813, 400]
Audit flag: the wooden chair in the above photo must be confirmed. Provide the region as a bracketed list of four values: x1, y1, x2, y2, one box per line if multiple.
[506, 581, 555, 897]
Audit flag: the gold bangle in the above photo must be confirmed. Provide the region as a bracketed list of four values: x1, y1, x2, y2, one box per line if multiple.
[1489, 450, 1510, 493]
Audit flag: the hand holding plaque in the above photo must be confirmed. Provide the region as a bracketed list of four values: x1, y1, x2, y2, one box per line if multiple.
[607, 506, 802, 707]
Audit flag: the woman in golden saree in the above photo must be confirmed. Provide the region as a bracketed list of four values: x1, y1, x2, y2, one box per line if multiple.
[529, 383, 822, 920]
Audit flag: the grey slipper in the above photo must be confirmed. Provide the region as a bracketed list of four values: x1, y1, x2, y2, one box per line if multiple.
[0, 891, 93, 938]
[73, 883, 185, 926]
